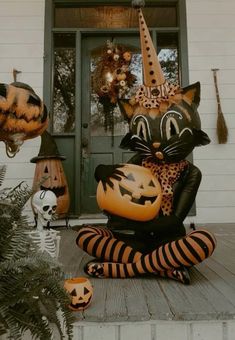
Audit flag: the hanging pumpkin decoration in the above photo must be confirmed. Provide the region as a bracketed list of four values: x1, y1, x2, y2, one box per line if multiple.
[97, 164, 162, 221]
[0, 82, 48, 157]
[64, 277, 93, 311]
[30, 131, 70, 218]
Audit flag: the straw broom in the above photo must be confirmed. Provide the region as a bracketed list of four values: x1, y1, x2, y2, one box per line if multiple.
[211, 68, 228, 144]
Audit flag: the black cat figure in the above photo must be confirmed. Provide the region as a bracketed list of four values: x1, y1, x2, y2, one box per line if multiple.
[76, 2, 216, 282]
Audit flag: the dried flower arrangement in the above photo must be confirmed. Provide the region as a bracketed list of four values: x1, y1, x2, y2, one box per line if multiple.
[92, 40, 136, 137]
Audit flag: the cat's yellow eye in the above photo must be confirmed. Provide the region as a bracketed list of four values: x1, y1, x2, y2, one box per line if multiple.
[137, 120, 147, 141]
[166, 117, 180, 140]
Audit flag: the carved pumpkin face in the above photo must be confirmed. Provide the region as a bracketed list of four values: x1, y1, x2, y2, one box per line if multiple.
[64, 277, 93, 311]
[97, 164, 162, 221]
[0, 82, 48, 157]
[32, 159, 70, 217]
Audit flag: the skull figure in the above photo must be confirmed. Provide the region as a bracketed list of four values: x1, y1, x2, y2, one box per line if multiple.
[32, 190, 57, 230]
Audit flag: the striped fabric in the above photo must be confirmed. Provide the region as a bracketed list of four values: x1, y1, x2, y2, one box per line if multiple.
[76, 226, 216, 280]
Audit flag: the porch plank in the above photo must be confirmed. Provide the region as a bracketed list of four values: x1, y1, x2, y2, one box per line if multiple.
[123, 278, 150, 321]
[190, 267, 235, 319]
[157, 271, 219, 321]
[58, 224, 235, 323]
[104, 278, 128, 321]
[83, 279, 108, 322]
[196, 260, 235, 304]
[140, 278, 174, 320]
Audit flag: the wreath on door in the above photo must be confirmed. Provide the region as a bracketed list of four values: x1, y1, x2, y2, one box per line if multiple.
[92, 40, 136, 139]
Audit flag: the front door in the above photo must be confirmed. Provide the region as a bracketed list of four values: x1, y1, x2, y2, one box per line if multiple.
[80, 34, 142, 214]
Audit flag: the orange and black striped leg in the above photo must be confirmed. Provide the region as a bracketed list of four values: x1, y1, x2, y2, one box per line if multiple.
[133, 229, 216, 276]
[85, 229, 216, 279]
[76, 225, 142, 264]
[85, 261, 190, 283]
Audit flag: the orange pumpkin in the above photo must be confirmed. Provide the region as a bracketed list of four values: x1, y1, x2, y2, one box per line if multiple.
[96, 164, 162, 221]
[64, 277, 93, 311]
[0, 82, 48, 157]
[32, 159, 70, 218]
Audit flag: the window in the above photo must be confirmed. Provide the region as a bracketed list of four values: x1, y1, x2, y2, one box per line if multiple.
[53, 33, 76, 133]
[54, 5, 177, 28]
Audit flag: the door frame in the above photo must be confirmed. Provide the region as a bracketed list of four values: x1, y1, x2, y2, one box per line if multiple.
[43, 0, 190, 217]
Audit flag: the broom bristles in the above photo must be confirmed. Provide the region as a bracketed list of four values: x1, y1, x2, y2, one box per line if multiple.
[217, 110, 228, 144]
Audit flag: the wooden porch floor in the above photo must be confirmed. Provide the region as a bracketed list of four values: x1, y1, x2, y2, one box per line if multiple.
[59, 224, 235, 323]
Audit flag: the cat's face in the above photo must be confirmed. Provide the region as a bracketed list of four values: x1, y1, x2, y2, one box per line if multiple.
[120, 82, 210, 163]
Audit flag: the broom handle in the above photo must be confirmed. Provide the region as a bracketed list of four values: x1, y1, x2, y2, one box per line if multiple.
[212, 68, 222, 112]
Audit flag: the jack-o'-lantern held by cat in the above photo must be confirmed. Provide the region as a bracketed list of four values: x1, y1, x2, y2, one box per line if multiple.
[97, 164, 162, 221]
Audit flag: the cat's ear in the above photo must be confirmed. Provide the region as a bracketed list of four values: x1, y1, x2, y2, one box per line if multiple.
[182, 81, 201, 108]
[117, 99, 135, 121]
[193, 128, 211, 146]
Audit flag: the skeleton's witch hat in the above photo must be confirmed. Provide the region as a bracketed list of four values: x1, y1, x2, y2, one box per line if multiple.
[132, 0, 179, 109]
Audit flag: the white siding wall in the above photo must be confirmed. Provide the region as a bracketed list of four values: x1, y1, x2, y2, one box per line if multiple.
[0, 0, 234, 223]
[0, 0, 44, 222]
[186, 0, 235, 224]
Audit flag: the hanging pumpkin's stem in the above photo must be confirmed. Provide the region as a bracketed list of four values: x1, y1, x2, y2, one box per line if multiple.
[13, 68, 22, 82]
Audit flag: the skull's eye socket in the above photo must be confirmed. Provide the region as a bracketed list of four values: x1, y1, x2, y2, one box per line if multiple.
[84, 287, 90, 295]
[43, 205, 50, 211]
[52, 205, 57, 211]
[71, 289, 77, 296]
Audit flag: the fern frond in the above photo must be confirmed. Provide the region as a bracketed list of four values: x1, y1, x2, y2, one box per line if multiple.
[0, 168, 74, 339]
[0, 166, 6, 187]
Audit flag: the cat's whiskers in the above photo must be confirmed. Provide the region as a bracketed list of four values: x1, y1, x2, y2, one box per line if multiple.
[131, 135, 142, 141]
[167, 150, 181, 155]
[135, 147, 152, 156]
[164, 140, 182, 152]
[164, 140, 190, 155]
[135, 142, 150, 152]
[164, 143, 188, 153]
[136, 148, 152, 156]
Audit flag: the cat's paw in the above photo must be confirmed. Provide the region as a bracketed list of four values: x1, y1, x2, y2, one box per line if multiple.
[172, 267, 191, 285]
[84, 261, 105, 278]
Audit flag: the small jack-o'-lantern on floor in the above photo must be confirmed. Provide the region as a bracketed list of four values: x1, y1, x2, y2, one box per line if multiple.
[64, 277, 93, 311]
[0, 82, 48, 157]
[30, 131, 70, 218]
[97, 164, 162, 221]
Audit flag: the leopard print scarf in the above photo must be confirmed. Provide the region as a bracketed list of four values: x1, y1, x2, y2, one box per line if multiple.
[142, 159, 188, 216]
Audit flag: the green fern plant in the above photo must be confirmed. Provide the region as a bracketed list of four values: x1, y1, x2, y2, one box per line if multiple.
[0, 165, 75, 340]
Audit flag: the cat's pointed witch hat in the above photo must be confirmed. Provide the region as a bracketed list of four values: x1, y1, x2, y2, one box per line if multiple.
[132, 0, 180, 110]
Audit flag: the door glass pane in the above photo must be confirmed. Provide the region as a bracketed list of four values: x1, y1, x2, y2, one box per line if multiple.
[54, 6, 177, 28]
[157, 33, 179, 84]
[53, 33, 76, 133]
[90, 43, 142, 137]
